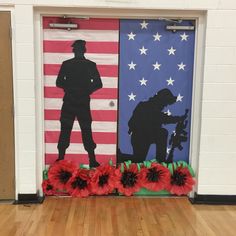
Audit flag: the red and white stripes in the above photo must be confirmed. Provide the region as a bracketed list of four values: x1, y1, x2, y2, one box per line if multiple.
[43, 17, 119, 165]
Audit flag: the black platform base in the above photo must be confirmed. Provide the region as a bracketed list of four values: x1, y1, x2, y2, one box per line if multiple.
[189, 193, 236, 205]
[14, 194, 45, 205]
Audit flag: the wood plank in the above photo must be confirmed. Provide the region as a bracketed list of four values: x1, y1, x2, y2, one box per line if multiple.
[0, 197, 236, 236]
[0, 11, 15, 199]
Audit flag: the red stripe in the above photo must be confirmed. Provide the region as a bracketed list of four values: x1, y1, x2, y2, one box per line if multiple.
[45, 131, 117, 144]
[43, 17, 119, 30]
[44, 87, 117, 99]
[44, 109, 117, 121]
[43, 41, 118, 54]
[45, 154, 116, 165]
[44, 64, 118, 77]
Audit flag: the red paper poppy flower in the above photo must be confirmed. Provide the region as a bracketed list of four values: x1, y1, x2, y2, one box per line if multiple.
[90, 164, 116, 195]
[114, 164, 141, 196]
[48, 160, 77, 191]
[140, 163, 170, 191]
[166, 166, 195, 195]
[42, 179, 55, 196]
[66, 168, 91, 197]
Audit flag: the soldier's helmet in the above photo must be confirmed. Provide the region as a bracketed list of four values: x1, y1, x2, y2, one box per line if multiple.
[154, 88, 177, 105]
[71, 40, 86, 53]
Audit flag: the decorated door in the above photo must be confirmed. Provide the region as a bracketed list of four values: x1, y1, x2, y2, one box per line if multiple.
[42, 17, 196, 197]
[118, 19, 195, 164]
[43, 17, 119, 166]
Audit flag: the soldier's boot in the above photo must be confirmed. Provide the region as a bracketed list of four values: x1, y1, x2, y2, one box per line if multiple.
[88, 151, 100, 168]
[56, 148, 65, 162]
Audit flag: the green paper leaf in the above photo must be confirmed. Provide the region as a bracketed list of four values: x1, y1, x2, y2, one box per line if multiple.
[109, 158, 113, 166]
[80, 164, 89, 170]
[125, 160, 131, 169]
[43, 169, 48, 180]
[146, 161, 151, 168]
[121, 163, 124, 173]
[179, 161, 187, 167]
[168, 163, 173, 175]
[187, 165, 195, 177]
[173, 162, 177, 170]
[161, 162, 167, 167]
[137, 163, 141, 172]
[143, 161, 148, 167]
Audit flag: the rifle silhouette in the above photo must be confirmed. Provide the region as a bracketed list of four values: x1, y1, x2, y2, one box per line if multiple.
[166, 109, 189, 163]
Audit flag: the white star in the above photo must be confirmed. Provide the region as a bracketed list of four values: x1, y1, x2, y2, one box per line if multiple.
[167, 147, 171, 154]
[128, 61, 137, 70]
[164, 109, 172, 116]
[128, 92, 136, 101]
[139, 46, 148, 55]
[166, 77, 175, 86]
[139, 77, 147, 86]
[153, 62, 161, 70]
[140, 20, 148, 29]
[127, 32, 136, 40]
[167, 46, 176, 55]
[176, 93, 184, 102]
[153, 32, 162, 41]
[177, 62, 186, 71]
[180, 32, 189, 41]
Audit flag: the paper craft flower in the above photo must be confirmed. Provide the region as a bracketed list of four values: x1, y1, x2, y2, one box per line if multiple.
[42, 179, 55, 196]
[166, 166, 195, 195]
[140, 163, 170, 191]
[114, 163, 141, 196]
[66, 168, 91, 197]
[48, 160, 77, 190]
[90, 164, 116, 195]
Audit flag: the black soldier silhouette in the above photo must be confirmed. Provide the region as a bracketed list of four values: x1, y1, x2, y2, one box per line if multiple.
[166, 109, 188, 163]
[56, 40, 102, 167]
[126, 88, 187, 163]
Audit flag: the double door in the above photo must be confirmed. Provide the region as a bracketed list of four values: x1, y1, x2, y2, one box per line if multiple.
[43, 17, 195, 166]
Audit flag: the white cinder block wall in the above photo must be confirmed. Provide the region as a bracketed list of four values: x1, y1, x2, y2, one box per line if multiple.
[1, 0, 236, 197]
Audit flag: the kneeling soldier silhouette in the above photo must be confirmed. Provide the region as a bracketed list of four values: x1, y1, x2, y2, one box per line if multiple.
[56, 40, 103, 168]
[128, 89, 186, 163]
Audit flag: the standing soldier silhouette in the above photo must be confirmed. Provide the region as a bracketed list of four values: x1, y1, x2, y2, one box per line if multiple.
[56, 40, 102, 167]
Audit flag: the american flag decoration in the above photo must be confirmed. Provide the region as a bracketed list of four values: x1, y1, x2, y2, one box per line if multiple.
[119, 19, 195, 163]
[43, 17, 195, 166]
[43, 17, 119, 165]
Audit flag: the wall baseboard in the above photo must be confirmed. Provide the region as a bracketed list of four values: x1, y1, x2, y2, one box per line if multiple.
[189, 193, 236, 205]
[14, 194, 44, 204]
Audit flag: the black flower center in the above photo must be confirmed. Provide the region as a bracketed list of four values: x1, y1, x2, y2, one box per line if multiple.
[98, 174, 109, 187]
[171, 171, 187, 186]
[46, 184, 53, 191]
[147, 168, 162, 182]
[71, 177, 88, 190]
[58, 170, 72, 184]
[121, 171, 137, 187]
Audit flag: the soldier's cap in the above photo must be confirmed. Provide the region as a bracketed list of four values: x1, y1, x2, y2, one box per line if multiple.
[156, 88, 177, 104]
[71, 40, 86, 48]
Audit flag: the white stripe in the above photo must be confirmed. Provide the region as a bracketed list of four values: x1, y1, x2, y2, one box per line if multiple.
[44, 76, 118, 88]
[45, 143, 116, 155]
[43, 29, 119, 42]
[44, 53, 118, 65]
[45, 120, 117, 132]
[44, 98, 117, 110]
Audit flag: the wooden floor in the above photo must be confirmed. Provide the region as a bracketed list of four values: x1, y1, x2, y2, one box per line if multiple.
[0, 197, 236, 236]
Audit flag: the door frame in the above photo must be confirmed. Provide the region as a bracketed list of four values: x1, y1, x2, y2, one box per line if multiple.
[34, 7, 206, 197]
[0, 6, 17, 200]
